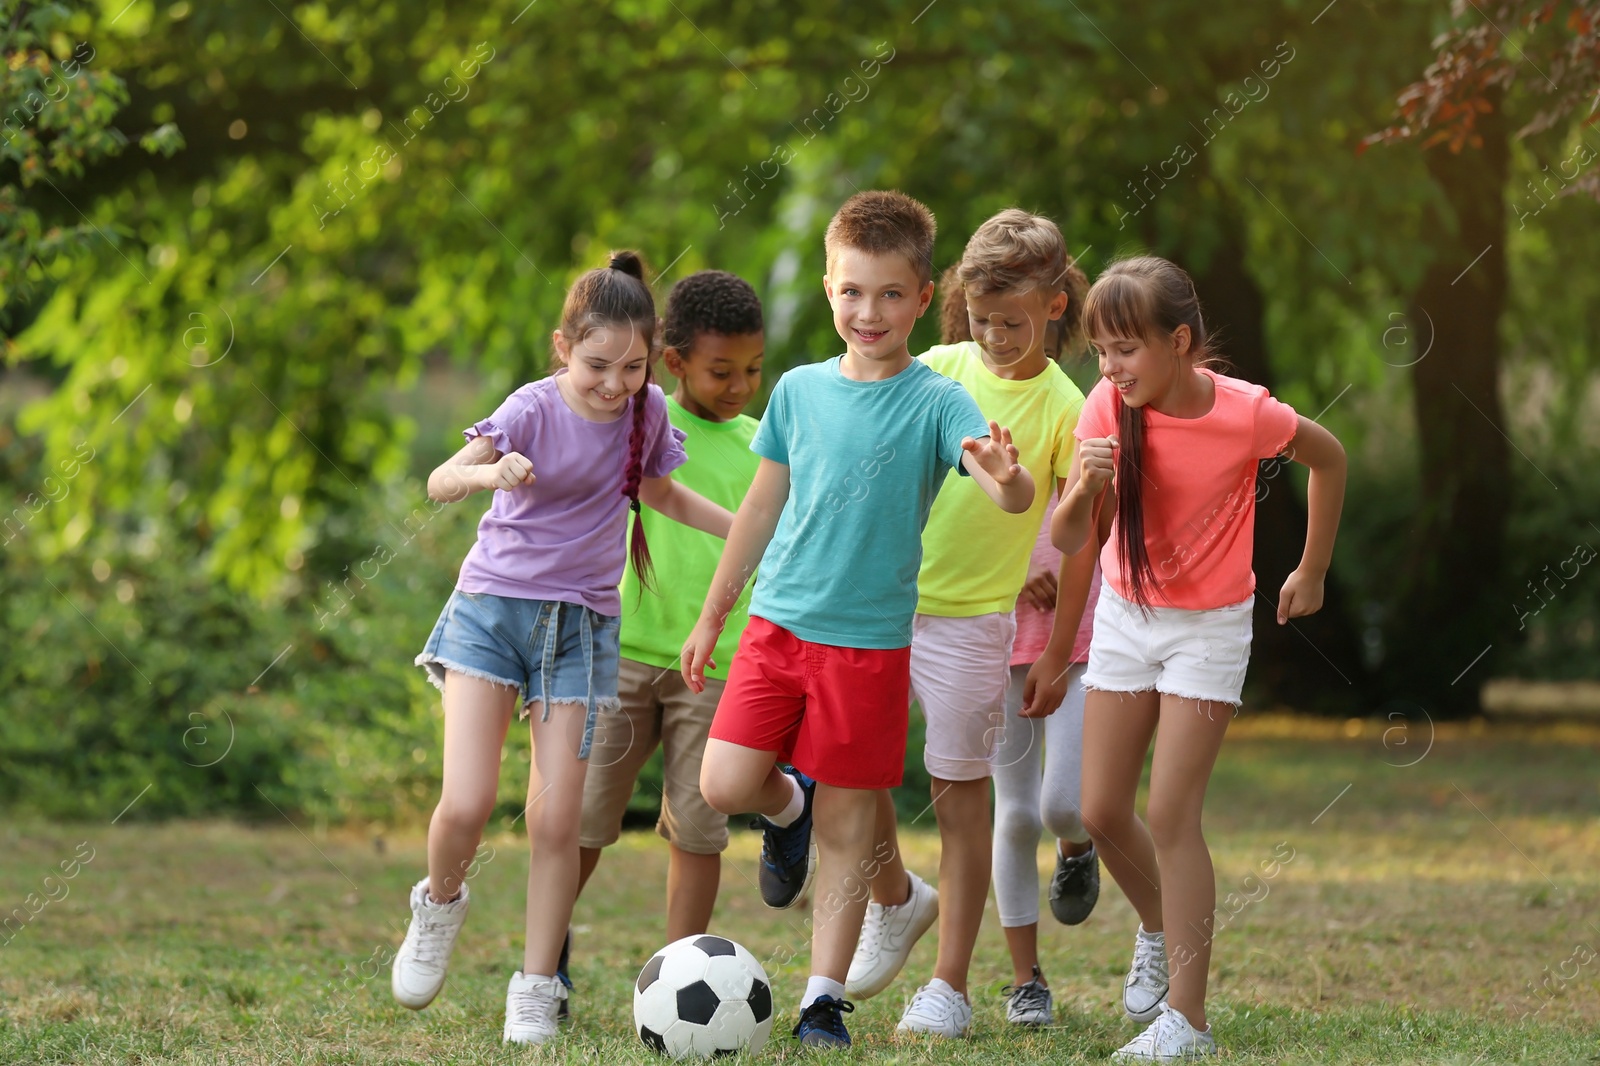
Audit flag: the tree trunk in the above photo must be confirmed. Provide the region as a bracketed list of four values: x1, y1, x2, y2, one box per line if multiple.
[1387, 92, 1511, 718]
[1191, 211, 1370, 713]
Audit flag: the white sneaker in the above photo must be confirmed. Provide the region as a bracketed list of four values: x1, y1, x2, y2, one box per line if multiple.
[503, 972, 566, 1045]
[1112, 1003, 1217, 1060]
[845, 871, 939, 999]
[391, 878, 469, 1010]
[1123, 925, 1169, 1023]
[895, 978, 972, 1038]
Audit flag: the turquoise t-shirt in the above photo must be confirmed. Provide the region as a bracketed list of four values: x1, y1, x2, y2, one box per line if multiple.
[749, 356, 989, 649]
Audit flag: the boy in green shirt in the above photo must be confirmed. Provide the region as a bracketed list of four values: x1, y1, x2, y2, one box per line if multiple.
[573, 270, 765, 997]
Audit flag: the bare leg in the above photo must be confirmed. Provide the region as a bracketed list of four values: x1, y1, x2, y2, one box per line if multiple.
[665, 846, 722, 941]
[1146, 696, 1232, 1031]
[865, 789, 911, 906]
[1003, 924, 1046, 987]
[1061, 839, 1093, 858]
[807, 784, 878, 983]
[520, 702, 591, 976]
[427, 672, 516, 902]
[576, 846, 602, 895]
[1079, 688, 1163, 929]
[928, 776, 990, 997]
[699, 738, 791, 817]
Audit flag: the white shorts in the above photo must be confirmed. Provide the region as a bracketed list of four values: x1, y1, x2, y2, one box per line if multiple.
[909, 611, 1017, 781]
[1083, 582, 1253, 707]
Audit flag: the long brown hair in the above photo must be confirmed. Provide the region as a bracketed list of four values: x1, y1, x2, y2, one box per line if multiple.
[1081, 256, 1213, 610]
[559, 250, 660, 590]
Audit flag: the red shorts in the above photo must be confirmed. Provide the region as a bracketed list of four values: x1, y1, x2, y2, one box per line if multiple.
[708, 616, 911, 789]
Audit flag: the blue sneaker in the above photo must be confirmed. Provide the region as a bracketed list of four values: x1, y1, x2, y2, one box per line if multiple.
[793, 994, 854, 1048]
[757, 768, 815, 909]
[556, 928, 572, 1021]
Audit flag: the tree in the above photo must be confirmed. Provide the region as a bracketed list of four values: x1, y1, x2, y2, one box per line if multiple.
[1364, 1, 1600, 714]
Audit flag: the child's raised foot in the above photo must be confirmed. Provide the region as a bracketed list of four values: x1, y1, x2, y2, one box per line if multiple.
[391, 877, 469, 1010]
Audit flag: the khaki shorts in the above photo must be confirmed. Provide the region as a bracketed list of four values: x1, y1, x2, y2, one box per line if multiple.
[578, 657, 729, 855]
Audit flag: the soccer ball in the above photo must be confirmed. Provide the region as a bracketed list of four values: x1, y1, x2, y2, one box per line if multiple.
[633, 934, 775, 1058]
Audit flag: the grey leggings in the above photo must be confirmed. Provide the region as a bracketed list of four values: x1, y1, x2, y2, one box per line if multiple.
[991, 661, 1091, 928]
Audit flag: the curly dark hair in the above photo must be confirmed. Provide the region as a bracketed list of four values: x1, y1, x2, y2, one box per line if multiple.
[661, 270, 764, 355]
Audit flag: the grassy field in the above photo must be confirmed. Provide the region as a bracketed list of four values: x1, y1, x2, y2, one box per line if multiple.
[1, 715, 1597, 1064]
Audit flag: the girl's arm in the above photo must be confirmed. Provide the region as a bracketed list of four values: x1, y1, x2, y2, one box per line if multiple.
[1020, 479, 1097, 717]
[681, 458, 791, 692]
[638, 475, 735, 538]
[426, 435, 534, 503]
[1276, 416, 1347, 624]
[1052, 436, 1116, 555]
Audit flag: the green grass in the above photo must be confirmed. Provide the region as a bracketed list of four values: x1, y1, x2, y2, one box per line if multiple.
[1, 715, 1597, 1064]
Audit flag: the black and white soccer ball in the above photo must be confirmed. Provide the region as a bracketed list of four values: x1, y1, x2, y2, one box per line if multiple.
[633, 934, 774, 1058]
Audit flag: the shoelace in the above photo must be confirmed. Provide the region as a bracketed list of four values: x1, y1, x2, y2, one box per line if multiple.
[756, 809, 807, 874]
[1003, 979, 1050, 1017]
[1052, 855, 1081, 894]
[410, 912, 455, 968]
[855, 902, 888, 957]
[793, 995, 854, 1038]
[507, 981, 560, 1029]
[1128, 933, 1167, 989]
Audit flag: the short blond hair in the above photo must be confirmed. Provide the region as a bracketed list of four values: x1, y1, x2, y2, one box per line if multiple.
[824, 190, 937, 286]
[957, 209, 1089, 358]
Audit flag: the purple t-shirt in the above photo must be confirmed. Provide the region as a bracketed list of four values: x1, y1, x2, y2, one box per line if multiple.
[455, 375, 688, 616]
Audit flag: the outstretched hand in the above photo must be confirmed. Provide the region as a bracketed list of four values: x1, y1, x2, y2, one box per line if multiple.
[962, 421, 1023, 484]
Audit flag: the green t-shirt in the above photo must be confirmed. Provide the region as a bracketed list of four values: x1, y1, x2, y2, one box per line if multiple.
[618, 396, 759, 679]
[915, 342, 1084, 616]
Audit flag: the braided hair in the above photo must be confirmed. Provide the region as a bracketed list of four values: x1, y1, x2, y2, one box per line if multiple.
[559, 250, 660, 589]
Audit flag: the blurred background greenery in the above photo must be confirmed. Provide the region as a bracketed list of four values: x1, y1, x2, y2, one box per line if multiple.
[1, 0, 1596, 823]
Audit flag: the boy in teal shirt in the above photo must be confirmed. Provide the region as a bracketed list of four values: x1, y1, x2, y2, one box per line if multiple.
[683, 191, 1035, 1048]
[574, 270, 765, 1002]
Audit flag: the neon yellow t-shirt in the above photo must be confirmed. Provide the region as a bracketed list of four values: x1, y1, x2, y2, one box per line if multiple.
[915, 342, 1084, 617]
[618, 397, 759, 679]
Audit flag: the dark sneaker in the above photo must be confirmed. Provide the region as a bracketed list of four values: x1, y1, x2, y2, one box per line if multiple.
[555, 928, 572, 1021]
[793, 994, 854, 1048]
[757, 768, 815, 909]
[1048, 843, 1101, 926]
[1002, 965, 1054, 1026]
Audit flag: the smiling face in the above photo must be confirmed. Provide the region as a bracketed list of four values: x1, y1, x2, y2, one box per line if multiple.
[824, 248, 933, 372]
[665, 330, 764, 422]
[965, 286, 1067, 376]
[1089, 322, 1192, 409]
[551, 322, 650, 421]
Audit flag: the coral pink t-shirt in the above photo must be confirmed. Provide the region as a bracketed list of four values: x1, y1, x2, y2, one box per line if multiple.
[1011, 492, 1099, 666]
[1074, 368, 1299, 610]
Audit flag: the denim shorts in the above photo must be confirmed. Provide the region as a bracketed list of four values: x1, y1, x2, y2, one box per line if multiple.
[414, 590, 622, 759]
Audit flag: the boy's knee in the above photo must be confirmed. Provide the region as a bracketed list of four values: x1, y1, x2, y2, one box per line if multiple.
[698, 773, 742, 816]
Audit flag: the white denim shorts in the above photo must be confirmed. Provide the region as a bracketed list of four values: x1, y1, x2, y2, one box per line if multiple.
[1083, 581, 1253, 707]
[909, 611, 1018, 781]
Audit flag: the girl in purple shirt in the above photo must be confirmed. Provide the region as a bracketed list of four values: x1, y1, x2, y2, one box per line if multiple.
[392, 252, 733, 1045]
